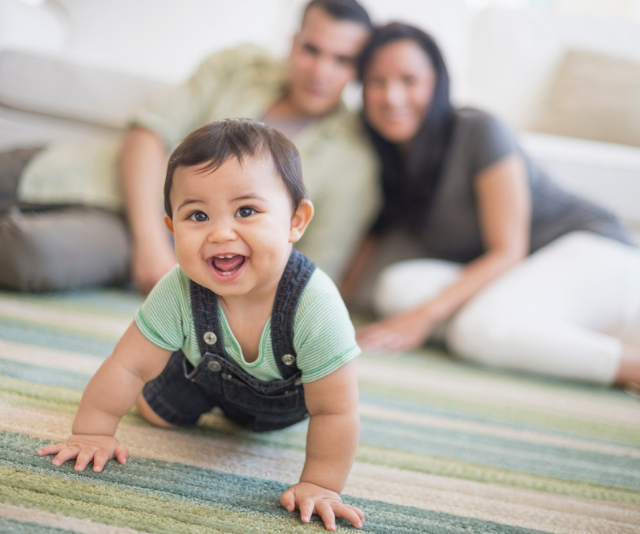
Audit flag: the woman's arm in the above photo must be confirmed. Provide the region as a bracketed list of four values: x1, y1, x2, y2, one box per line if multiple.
[357, 154, 530, 351]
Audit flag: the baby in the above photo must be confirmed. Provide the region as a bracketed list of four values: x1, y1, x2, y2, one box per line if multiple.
[38, 118, 364, 531]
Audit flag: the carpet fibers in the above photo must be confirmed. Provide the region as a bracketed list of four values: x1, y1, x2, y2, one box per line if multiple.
[0, 288, 639, 533]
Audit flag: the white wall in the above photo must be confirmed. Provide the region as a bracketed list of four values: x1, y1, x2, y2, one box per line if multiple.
[52, 0, 300, 82]
[1, 0, 472, 89]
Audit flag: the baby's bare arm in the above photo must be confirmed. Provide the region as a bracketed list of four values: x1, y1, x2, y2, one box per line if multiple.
[38, 322, 171, 471]
[280, 360, 362, 531]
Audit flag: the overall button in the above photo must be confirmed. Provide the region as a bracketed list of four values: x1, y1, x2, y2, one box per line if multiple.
[203, 332, 217, 345]
[207, 361, 222, 372]
[282, 354, 296, 366]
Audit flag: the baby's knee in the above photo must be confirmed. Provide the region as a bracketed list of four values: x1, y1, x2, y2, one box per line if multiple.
[135, 394, 177, 429]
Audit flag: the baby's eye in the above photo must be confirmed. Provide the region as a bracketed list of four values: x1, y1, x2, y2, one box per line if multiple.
[236, 206, 256, 218]
[188, 211, 208, 222]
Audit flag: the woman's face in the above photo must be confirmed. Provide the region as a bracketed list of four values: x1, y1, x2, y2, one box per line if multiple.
[363, 39, 437, 146]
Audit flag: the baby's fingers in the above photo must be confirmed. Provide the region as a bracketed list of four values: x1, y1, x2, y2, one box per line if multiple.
[299, 497, 316, 524]
[114, 444, 128, 465]
[52, 446, 80, 467]
[74, 449, 95, 472]
[334, 503, 364, 529]
[279, 487, 296, 513]
[316, 500, 337, 531]
[92, 450, 110, 472]
[37, 443, 67, 457]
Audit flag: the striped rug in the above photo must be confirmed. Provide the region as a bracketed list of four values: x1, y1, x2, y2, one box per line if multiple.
[1, 288, 639, 533]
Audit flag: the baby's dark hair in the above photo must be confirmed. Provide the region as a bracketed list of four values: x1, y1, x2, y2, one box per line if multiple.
[165, 118, 306, 218]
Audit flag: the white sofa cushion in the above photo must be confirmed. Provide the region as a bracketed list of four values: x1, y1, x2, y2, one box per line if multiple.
[467, 8, 640, 130]
[0, 49, 166, 129]
[531, 49, 640, 148]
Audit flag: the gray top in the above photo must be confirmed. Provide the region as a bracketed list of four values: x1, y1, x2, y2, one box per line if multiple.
[415, 108, 632, 263]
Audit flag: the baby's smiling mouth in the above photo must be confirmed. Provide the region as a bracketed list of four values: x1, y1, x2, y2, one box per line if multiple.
[208, 254, 246, 276]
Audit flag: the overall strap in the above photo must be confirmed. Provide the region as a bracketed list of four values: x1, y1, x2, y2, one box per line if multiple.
[271, 249, 317, 380]
[190, 279, 228, 360]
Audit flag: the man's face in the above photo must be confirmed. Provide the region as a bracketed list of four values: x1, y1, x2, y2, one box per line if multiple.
[287, 6, 370, 117]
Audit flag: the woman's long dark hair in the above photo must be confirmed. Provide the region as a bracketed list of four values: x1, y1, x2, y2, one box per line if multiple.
[358, 23, 457, 234]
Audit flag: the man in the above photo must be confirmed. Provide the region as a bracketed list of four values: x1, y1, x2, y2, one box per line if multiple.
[0, 0, 379, 293]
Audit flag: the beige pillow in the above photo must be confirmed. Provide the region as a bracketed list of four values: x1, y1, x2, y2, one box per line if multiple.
[532, 49, 640, 148]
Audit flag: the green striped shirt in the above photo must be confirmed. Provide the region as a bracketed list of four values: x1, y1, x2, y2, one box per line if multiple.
[134, 265, 359, 383]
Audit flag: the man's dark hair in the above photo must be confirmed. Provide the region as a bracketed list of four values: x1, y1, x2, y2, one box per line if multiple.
[165, 118, 306, 218]
[302, 0, 372, 28]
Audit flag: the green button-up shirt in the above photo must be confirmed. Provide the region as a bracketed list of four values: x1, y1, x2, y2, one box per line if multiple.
[19, 44, 380, 281]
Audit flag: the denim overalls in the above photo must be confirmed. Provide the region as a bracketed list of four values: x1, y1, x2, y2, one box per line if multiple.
[142, 249, 316, 432]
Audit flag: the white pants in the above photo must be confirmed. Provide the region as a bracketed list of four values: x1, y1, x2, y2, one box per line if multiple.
[372, 232, 640, 384]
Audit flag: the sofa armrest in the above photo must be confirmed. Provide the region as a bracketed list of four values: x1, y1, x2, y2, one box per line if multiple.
[0, 49, 167, 129]
[520, 132, 640, 244]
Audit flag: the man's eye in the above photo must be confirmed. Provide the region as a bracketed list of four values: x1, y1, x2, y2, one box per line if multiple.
[189, 211, 208, 222]
[236, 207, 256, 218]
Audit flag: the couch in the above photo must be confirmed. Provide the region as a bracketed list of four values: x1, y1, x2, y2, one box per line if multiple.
[1, 0, 639, 242]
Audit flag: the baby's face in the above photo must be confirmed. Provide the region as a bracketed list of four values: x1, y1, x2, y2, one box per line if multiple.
[166, 155, 304, 301]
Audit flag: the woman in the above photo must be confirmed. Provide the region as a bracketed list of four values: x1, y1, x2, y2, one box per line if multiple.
[348, 22, 640, 387]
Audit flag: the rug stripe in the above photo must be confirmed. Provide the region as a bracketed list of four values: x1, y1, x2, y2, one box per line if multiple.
[0, 319, 116, 357]
[4, 405, 640, 509]
[4, 357, 639, 450]
[3, 373, 639, 491]
[2, 372, 639, 492]
[1, 435, 556, 534]
[358, 354, 640, 424]
[4, 406, 640, 534]
[358, 404, 640, 458]
[359, 388, 640, 446]
[3, 348, 636, 460]
[0, 502, 144, 534]
[0, 340, 106, 373]
[0, 299, 130, 339]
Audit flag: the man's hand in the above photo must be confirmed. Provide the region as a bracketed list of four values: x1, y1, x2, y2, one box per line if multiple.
[280, 482, 364, 531]
[37, 435, 128, 473]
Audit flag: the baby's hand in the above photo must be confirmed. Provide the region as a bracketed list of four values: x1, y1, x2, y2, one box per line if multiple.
[37, 435, 128, 473]
[280, 482, 364, 531]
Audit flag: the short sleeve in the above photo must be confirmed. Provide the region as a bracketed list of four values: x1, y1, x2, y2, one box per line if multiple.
[293, 270, 360, 382]
[134, 266, 190, 352]
[469, 110, 519, 175]
[130, 45, 259, 150]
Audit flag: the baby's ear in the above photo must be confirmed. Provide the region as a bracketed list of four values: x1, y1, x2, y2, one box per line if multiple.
[289, 200, 314, 243]
[164, 214, 175, 235]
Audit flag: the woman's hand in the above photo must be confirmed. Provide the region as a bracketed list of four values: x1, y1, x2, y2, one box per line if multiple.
[357, 306, 435, 352]
[37, 435, 128, 473]
[280, 482, 364, 531]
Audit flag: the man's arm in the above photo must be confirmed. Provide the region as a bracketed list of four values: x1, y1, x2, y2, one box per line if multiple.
[279, 360, 363, 531]
[296, 143, 380, 283]
[119, 128, 176, 293]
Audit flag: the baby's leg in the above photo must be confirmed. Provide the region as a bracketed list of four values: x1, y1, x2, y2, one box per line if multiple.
[135, 395, 177, 429]
[138, 351, 216, 428]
